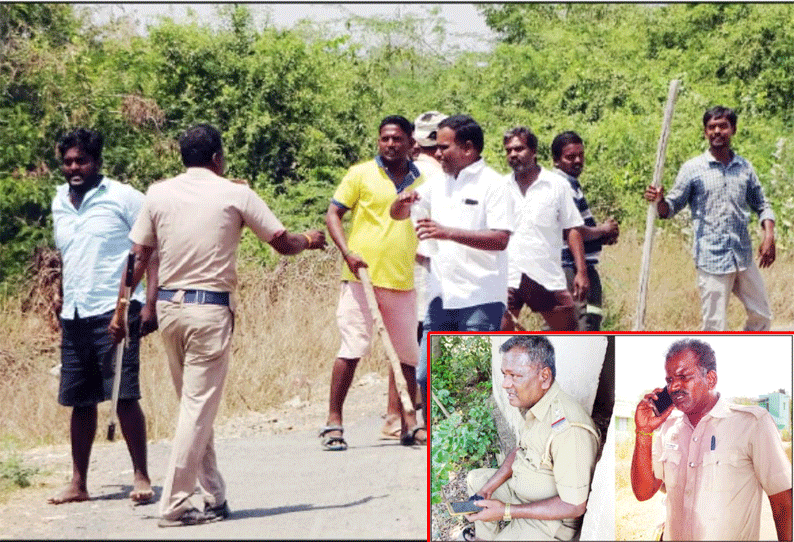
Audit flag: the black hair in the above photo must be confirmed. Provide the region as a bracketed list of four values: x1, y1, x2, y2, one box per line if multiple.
[438, 114, 484, 154]
[703, 106, 737, 130]
[503, 126, 538, 153]
[57, 128, 104, 162]
[666, 338, 717, 375]
[179, 124, 223, 168]
[551, 131, 584, 161]
[499, 335, 556, 379]
[379, 115, 414, 137]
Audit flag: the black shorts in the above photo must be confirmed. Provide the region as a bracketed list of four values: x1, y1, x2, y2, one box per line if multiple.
[508, 274, 575, 314]
[58, 302, 142, 408]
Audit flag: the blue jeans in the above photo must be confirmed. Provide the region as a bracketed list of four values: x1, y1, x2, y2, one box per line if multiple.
[417, 297, 505, 411]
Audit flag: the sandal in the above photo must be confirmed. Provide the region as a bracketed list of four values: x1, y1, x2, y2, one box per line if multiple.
[319, 425, 348, 451]
[400, 426, 427, 446]
[456, 525, 477, 541]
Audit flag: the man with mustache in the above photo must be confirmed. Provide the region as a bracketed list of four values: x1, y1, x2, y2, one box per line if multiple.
[50, 128, 158, 505]
[499, 127, 588, 331]
[460, 336, 599, 541]
[631, 338, 792, 540]
[644, 106, 775, 331]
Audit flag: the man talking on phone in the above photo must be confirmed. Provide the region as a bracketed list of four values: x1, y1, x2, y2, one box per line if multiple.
[631, 338, 792, 541]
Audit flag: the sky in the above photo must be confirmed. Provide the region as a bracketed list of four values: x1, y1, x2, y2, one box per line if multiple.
[88, 3, 496, 53]
[615, 334, 793, 404]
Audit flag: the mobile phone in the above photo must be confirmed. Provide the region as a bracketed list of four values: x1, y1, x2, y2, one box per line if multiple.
[652, 387, 673, 416]
[446, 500, 483, 516]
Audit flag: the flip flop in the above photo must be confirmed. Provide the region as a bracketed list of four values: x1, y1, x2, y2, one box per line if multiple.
[401, 426, 427, 446]
[319, 425, 347, 451]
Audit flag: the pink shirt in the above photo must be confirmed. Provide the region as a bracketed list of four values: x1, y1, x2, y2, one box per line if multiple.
[652, 395, 792, 540]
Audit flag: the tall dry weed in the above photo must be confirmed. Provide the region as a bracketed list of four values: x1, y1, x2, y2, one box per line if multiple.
[512, 227, 794, 331]
[0, 247, 391, 445]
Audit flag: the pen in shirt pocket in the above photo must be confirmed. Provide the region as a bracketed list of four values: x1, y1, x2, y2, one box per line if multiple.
[711, 435, 716, 450]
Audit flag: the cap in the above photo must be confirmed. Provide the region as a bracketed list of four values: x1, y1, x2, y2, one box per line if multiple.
[414, 111, 448, 147]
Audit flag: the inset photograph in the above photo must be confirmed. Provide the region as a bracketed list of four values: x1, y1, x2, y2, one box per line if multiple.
[430, 334, 614, 541]
[614, 334, 793, 541]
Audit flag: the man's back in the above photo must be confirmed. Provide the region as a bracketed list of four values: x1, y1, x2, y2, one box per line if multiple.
[133, 167, 284, 293]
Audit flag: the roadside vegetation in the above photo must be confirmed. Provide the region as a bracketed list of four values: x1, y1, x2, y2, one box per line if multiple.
[2, 2, 794, 492]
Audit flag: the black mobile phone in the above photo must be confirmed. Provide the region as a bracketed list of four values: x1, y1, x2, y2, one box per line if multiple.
[446, 500, 483, 516]
[652, 387, 673, 416]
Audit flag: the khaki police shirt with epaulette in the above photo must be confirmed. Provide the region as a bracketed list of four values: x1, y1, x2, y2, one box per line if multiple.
[510, 380, 600, 536]
[652, 395, 792, 541]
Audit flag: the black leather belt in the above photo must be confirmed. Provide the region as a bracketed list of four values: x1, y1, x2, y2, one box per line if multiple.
[157, 289, 229, 306]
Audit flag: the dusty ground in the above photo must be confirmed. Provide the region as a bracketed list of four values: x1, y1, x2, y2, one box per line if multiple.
[0, 372, 427, 540]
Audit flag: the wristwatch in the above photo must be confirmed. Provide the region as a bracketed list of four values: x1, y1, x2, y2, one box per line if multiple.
[503, 503, 511, 522]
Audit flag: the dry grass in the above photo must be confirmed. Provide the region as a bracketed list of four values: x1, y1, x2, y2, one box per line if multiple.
[513, 227, 794, 331]
[0, 247, 389, 447]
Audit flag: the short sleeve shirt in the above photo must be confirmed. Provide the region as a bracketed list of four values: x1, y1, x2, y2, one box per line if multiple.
[130, 167, 285, 293]
[506, 168, 584, 291]
[664, 151, 775, 274]
[511, 381, 599, 538]
[52, 177, 145, 318]
[652, 396, 792, 540]
[415, 159, 515, 309]
[331, 157, 423, 291]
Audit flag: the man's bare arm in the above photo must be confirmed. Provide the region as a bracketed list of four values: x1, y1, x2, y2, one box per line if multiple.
[325, 203, 367, 277]
[630, 388, 673, 501]
[563, 227, 589, 302]
[415, 218, 509, 251]
[465, 495, 586, 523]
[769, 489, 792, 542]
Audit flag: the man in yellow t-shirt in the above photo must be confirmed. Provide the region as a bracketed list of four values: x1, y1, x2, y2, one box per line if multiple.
[322, 115, 426, 451]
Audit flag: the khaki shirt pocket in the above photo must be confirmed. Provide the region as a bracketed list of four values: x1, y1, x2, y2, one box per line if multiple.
[659, 448, 683, 490]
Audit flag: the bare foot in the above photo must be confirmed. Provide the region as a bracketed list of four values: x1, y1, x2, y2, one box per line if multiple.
[130, 477, 154, 504]
[47, 484, 90, 505]
[380, 414, 401, 440]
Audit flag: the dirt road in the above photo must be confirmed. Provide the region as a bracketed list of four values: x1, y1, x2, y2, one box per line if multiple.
[0, 372, 427, 540]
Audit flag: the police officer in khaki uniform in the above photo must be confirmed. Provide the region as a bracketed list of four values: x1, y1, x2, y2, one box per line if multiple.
[631, 338, 793, 541]
[463, 336, 599, 541]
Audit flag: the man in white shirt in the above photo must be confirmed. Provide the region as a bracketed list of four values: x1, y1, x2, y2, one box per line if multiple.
[500, 127, 588, 331]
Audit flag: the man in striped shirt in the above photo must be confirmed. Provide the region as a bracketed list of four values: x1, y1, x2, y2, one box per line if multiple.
[644, 106, 775, 331]
[552, 132, 619, 331]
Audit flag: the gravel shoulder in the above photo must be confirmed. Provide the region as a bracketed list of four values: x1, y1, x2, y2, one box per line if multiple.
[0, 372, 427, 540]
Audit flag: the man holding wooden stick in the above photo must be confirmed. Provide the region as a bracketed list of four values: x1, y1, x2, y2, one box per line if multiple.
[49, 128, 158, 505]
[323, 115, 427, 451]
[644, 106, 775, 331]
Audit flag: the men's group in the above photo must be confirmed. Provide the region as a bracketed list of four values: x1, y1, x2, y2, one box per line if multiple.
[47, 103, 777, 528]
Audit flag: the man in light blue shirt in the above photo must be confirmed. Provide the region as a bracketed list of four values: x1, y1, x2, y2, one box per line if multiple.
[49, 128, 158, 505]
[645, 106, 775, 330]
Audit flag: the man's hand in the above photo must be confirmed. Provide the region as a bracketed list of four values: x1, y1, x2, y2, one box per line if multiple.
[644, 185, 664, 203]
[415, 218, 448, 241]
[108, 298, 129, 344]
[343, 251, 368, 278]
[464, 499, 505, 523]
[572, 271, 589, 302]
[303, 229, 327, 250]
[635, 388, 675, 434]
[139, 302, 158, 337]
[758, 234, 775, 268]
[600, 218, 620, 245]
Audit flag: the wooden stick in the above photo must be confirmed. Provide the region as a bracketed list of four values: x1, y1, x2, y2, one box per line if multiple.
[358, 268, 415, 416]
[634, 79, 681, 331]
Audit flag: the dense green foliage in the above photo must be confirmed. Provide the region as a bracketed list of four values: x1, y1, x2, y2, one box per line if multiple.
[431, 336, 499, 504]
[2, 3, 793, 284]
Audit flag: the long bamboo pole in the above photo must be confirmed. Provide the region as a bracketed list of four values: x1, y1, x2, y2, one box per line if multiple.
[634, 79, 681, 331]
[358, 268, 415, 415]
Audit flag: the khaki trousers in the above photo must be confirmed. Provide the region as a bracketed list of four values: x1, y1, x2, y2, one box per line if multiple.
[696, 263, 772, 331]
[157, 300, 232, 520]
[466, 469, 578, 541]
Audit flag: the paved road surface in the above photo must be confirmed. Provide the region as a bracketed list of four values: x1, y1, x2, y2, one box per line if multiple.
[0, 375, 427, 540]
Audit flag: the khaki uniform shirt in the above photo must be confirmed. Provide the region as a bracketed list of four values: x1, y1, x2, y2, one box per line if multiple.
[130, 167, 285, 303]
[652, 395, 792, 540]
[511, 381, 599, 538]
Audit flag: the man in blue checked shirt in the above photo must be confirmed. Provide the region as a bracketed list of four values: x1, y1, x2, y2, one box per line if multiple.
[644, 106, 775, 331]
